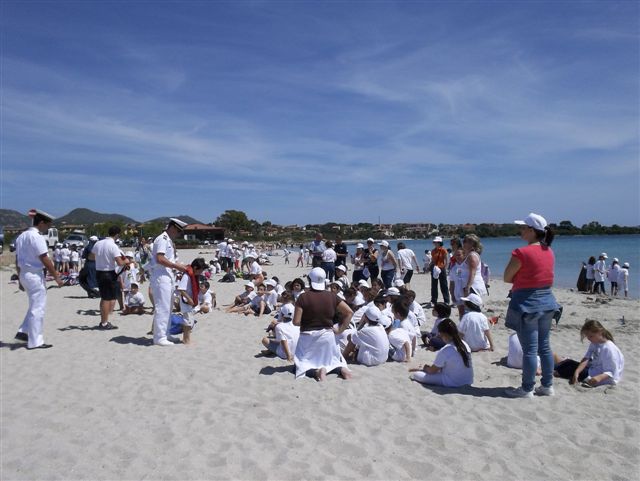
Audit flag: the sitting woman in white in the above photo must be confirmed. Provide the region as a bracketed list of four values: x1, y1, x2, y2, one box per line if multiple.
[410, 318, 473, 387]
[342, 305, 390, 366]
[458, 294, 494, 352]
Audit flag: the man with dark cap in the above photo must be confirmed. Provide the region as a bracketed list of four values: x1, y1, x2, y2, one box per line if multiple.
[14, 209, 63, 349]
[150, 218, 188, 346]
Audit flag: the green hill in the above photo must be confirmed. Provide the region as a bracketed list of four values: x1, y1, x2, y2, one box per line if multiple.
[56, 208, 139, 225]
[143, 215, 203, 225]
[0, 209, 31, 228]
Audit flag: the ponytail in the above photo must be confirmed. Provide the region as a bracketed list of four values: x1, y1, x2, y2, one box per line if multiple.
[534, 226, 555, 247]
[437, 319, 470, 368]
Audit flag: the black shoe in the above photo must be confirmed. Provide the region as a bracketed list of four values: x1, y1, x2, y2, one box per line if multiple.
[14, 332, 28, 342]
[27, 343, 53, 350]
[98, 322, 118, 330]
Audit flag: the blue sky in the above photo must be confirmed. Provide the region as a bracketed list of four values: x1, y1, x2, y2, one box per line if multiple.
[1, 1, 638, 226]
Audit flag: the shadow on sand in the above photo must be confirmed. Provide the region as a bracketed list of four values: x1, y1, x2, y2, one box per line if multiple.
[109, 335, 154, 347]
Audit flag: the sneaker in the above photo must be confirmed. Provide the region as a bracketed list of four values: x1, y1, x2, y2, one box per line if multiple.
[98, 322, 118, 330]
[534, 385, 555, 396]
[167, 335, 181, 343]
[504, 386, 534, 398]
[154, 339, 174, 346]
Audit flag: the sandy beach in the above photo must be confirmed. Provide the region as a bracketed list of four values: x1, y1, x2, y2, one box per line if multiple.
[1, 248, 638, 481]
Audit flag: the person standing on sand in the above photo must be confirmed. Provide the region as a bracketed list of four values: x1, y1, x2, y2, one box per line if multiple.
[334, 236, 348, 269]
[93, 225, 130, 330]
[309, 232, 325, 268]
[14, 209, 64, 349]
[504, 213, 559, 398]
[428, 237, 450, 307]
[593, 253, 608, 295]
[149, 218, 188, 346]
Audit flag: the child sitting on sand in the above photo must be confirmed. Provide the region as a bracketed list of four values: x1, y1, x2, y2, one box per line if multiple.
[266, 291, 295, 334]
[261, 304, 299, 361]
[226, 281, 256, 311]
[410, 318, 473, 387]
[554, 320, 624, 387]
[342, 305, 390, 366]
[421, 302, 452, 351]
[196, 281, 214, 313]
[457, 294, 494, 352]
[122, 283, 145, 315]
[387, 299, 414, 362]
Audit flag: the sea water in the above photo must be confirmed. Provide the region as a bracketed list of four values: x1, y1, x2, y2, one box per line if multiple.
[345, 234, 639, 298]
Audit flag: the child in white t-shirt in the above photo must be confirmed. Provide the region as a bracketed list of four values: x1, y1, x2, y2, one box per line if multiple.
[410, 318, 473, 387]
[554, 320, 624, 387]
[196, 280, 214, 313]
[261, 304, 299, 361]
[177, 258, 207, 344]
[342, 305, 390, 366]
[226, 282, 256, 312]
[618, 263, 629, 298]
[122, 283, 145, 315]
[458, 294, 494, 352]
[389, 298, 417, 358]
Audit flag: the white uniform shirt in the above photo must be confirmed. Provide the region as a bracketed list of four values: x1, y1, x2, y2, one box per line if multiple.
[16, 227, 49, 271]
[585, 340, 624, 384]
[274, 322, 300, 359]
[433, 342, 474, 387]
[352, 324, 390, 366]
[322, 248, 337, 263]
[150, 232, 176, 276]
[93, 237, 123, 272]
[127, 291, 145, 307]
[199, 290, 213, 307]
[458, 311, 490, 351]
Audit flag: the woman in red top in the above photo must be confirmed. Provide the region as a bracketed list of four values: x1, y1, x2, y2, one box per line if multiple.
[504, 213, 559, 398]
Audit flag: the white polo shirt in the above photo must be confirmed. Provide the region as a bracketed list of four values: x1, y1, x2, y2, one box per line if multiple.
[93, 237, 123, 272]
[16, 227, 49, 271]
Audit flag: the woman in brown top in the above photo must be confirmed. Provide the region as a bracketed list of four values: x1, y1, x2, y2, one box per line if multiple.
[293, 267, 353, 381]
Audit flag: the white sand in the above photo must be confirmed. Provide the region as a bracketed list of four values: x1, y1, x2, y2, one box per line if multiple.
[1, 249, 638, 481]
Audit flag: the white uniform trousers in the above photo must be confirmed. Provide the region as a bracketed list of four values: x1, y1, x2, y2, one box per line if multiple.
[18, 270, 47, 348]
[151, 274, 173, 343]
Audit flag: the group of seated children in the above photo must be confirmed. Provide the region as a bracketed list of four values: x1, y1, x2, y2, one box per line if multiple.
[250, 268, 624, 392]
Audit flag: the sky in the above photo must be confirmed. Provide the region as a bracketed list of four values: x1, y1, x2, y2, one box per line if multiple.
[1, 1, 638, 227]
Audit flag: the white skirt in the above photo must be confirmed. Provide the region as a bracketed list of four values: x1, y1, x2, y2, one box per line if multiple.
[294, 329, 347, 379]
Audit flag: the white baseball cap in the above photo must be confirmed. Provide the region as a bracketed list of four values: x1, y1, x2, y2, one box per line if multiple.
[336, 265, 347, 272]
[623, 262, 629, 268]
[433, 236, 443, 243]
[309, 267, 327, 290]
[279, 304, 294, 320]
[600, 253, 608, 259]
[385, 287, 401, 297]
[89, 235, 98, 242]
[244, 281, 255, 288]
[393, 279, 405, 287]
[364, 305, 389, 327]
[358, 280, 369, 288]
[366, 238, 375, 243]
[356, 243, 364, 249]
[460, 293, 483, 308]
[514, 213, 547, 231]
[265, 279, 277, 288]
[378, 240, 389, 248]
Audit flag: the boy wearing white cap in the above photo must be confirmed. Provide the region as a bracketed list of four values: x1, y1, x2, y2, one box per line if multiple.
[149, 218, 188, 346]
[342, 305, 390, 366]
[261, 304, 299, 361]
[14, 209, 64, 349]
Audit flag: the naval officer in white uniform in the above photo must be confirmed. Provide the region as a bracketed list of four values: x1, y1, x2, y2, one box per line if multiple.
[150, 218, 188, 346]
[14, 209, 63, 349]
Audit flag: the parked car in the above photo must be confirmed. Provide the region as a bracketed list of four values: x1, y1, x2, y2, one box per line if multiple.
[63, 233, 88, 248]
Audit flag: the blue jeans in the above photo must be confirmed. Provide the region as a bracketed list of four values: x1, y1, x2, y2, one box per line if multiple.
[381, 269, 395, 289]
[321, 262, 335, 282]
[509, 308, 555, 392]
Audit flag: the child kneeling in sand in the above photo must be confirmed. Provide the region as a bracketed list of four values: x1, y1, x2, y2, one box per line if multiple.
[554, 320, 624, 387]
[261, 304, 299, 361]
[410, 319, 473, 387]
[458, 294, 494, 352]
